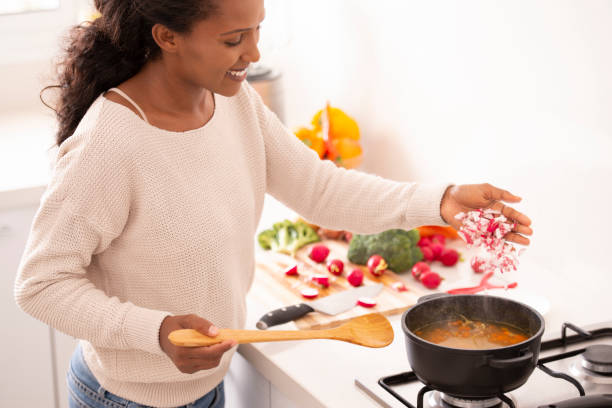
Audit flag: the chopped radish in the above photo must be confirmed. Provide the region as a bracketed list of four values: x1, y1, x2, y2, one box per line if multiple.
[327, 259, 344, 276]
[347, 269, 364, 287]
[284, 265, 298, 276]
[470, 256, 487, 274]
[311, 274, 330, 288]
[411, 261, 430, 280]
[356, 297, 377, 308]
[455, 209, 519, 274]
[343, 232, 353, 242]
[420, 246, 435, 262]
[439, 248, 459, 266]
[392, 281, 408, 292]
[300, 288, 319, 299]
[367, 254, 388, 276]
[420, 271, 442, 289]
[309, 244, 330, 263]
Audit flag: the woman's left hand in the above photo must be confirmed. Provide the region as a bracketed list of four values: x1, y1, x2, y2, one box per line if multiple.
[440, 183, 533, 245]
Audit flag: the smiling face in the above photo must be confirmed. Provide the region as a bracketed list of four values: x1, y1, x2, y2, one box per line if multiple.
[169, 0, 265, 96]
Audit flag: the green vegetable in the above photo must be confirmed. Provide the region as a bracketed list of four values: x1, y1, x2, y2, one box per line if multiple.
[257, 219, 320, 255]
[347, 229, 423, 273]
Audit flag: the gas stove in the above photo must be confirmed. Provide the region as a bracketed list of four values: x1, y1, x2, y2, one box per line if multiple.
[355, 320, 612, 408]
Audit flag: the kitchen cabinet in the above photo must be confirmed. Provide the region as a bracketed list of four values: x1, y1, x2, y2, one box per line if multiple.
[0, 203, 56, 407]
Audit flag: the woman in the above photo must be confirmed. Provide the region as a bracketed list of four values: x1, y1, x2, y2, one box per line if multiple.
[14, 0, 533, 407]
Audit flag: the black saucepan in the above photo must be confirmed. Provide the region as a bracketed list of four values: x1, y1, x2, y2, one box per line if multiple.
[401, 293, 545, 398]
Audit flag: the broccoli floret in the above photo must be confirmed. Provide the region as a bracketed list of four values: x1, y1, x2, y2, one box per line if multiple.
[257, 219, 320, 255]
[347, 229, 423, 273]
[257, 229, 278, 250]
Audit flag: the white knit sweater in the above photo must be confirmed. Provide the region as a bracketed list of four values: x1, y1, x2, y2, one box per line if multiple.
[14, 82, 449, 407]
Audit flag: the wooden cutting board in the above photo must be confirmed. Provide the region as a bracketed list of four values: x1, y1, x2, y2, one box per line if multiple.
[250, 239, 429, 330]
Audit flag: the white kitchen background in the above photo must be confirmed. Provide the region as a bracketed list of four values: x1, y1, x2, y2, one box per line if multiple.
[1, 1, 611, 407]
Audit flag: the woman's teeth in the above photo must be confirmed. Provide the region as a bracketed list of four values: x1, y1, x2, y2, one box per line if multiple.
[227, 69, 247, 77]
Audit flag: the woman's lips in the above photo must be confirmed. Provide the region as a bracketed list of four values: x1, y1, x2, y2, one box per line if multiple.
[226, 68, 248, 82]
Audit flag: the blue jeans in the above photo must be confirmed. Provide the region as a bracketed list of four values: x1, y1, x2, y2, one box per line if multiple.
[67, 345, 225, 408]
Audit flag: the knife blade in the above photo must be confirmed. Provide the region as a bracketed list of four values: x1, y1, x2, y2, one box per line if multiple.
[256, 283, 383, 330]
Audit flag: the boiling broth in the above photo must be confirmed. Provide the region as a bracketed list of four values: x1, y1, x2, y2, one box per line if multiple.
[414, 318, 529, 349]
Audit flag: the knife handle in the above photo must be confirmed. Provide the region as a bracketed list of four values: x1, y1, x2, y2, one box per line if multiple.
[256, 303, 315, 330]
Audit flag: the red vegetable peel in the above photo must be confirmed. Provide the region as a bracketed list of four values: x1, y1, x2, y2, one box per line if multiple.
[447, 272, 518, 295]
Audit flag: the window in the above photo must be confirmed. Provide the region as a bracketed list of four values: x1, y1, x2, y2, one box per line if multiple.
[0, 0, 79, 65]
[0, 0, 60, 15]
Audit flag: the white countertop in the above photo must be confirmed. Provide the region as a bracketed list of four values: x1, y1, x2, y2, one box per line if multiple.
[240, 247, 612, 408]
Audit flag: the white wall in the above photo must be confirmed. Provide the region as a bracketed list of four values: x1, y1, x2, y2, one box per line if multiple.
[267, 1, 612, 286]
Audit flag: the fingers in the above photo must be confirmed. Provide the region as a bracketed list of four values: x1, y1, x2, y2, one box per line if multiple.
[187, 339, 237, 360]
[488, 201, 533, 246]
[504, 232, 530, 246]
[173, 339, 236, 373]
[485, 183, 522, 204]
[182, 314, 218, 336]
[491, 201, 532, 228]
[501, 204, 532, 227]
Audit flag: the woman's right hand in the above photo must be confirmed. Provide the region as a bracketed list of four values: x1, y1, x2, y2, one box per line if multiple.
[159, 314, 236, 374]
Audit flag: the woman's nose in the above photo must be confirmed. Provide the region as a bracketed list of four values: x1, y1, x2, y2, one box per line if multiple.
[243, 33, 261, 63]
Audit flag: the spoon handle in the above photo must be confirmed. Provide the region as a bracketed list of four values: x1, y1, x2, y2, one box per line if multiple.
[169, 328, 339, 347]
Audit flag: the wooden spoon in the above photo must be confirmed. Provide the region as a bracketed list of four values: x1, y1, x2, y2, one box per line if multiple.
[168, 313, 394, 348]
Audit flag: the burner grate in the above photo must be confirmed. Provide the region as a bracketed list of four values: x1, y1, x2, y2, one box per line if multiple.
[376, 322, 612, 408]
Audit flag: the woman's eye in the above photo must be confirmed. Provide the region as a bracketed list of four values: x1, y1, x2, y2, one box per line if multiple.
[225, 35, 243, 47]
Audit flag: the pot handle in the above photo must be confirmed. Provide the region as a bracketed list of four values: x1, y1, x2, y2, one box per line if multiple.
[487, 351, 533, 368]
[417, 293, 450, 303]
[536, 394, 612, 408]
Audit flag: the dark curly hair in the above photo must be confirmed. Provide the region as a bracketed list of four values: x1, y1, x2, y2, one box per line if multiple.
[42, 0, 218, 147]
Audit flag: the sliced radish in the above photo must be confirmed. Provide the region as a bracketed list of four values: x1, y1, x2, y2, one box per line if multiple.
[327, 259, 344, 276]
[284, 265, 298, 276]
[392, 281, 408, 292]
[300, 288, 319, 299]
[367, 254, 388, 276]
[357, 297, 377, 308]
[311, 274, 330, 288]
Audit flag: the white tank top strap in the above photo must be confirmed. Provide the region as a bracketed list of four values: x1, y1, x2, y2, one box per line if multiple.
[107, 87, 149, 123]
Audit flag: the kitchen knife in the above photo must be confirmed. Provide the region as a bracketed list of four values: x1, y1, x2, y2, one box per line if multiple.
[256, 283, 383, 330]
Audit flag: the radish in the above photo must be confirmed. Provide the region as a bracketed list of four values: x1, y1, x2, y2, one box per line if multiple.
[300, 288, 319, 299]
[430, 242, 444, 260]
[420, 271, 442, 289]
[470, 256, 487, 274]
[347, 269, 364, 287]
[356, 297, 377, 308]
[311, 274, 330, 288]
[417, 236, 431, 247]
[309, 244, 330, 263]
[367, 254, 388, 276]
[327, 259, 344, 276]
[392, 281, 408, 292]
[439, 248, 459, 266]
[431, 234, 446, 245]
[343, 231, 353, 242]
[420, 246, 435, 262]
[284, 265, 298, 276]
[411, 261, 430, 280]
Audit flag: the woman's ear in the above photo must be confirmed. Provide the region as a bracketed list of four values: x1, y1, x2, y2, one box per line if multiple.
[151, 23, 179, 53]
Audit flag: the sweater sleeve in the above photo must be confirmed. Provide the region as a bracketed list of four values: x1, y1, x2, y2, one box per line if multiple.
[247, 86, 451, 233]
[14, 127, 170, 356]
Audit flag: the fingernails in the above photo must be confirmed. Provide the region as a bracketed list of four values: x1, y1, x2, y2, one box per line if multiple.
[208, 326, 218, 336]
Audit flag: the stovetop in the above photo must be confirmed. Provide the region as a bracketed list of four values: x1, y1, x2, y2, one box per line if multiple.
[355, 320, 612, 408]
